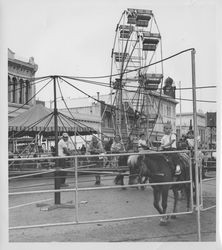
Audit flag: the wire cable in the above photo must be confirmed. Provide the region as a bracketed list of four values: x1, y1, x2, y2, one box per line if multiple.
[60, 74, 216, 91]
[8, 76, 51, 92]
[58, 76, 139, 133]
[8, 78, 53, 114]
[60, 48, 194, 79]
[124, 88, 216, 103]
[57, 80, 101, 142]
[8, 74, 50, 82]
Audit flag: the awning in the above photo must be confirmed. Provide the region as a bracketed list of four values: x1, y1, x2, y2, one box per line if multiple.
[8, 104, 99, 137]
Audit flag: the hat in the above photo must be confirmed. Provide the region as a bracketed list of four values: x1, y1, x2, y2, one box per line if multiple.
[62, 133, 69, 138]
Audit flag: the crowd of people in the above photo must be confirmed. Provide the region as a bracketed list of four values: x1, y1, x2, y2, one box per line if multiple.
[9, 123, 209, 185]
[55, 123, 205, 181]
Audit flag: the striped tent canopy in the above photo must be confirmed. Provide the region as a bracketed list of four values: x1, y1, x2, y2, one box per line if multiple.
[8, 104, 98, 137]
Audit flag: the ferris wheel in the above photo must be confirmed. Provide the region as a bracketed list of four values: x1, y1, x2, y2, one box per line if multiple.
[110, 8, 164, 142]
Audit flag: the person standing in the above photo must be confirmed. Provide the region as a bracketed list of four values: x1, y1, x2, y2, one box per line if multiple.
[186, 130, 205, 178]
[111, 135, 126, 185]
[87, 136, 105, 185]
[186, 130, 195, 150]
[104, 138, 114, 167]
[80, 144, 86, 155]
[177, 134, 188, 150]
[104, 138, 113, 154]
[111, 135, 125, 166]
[58, 132, 72, 187]
[125, 136, 134, 152]
[111, 135, 124, 153]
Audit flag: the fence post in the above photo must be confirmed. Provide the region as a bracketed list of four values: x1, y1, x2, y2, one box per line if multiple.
[75, 156, 79, 223]
[53, 75, 61, 205]
[191, 49, 201, 241]
[189, 151, 194, 211]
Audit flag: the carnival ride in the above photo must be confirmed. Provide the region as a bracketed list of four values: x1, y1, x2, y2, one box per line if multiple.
[110, 8, 163, 143]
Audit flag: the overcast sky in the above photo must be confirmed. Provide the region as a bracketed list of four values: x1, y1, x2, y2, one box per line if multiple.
[1, 0, 220, 113]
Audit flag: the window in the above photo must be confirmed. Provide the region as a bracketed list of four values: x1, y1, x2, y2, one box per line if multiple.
[149, 122, 155, 129]
[12, 77, 17, 103]
[176, 128, 180, 138]
[167, 105, 171, 116]
[172, 107, 175, 116]
[107, 113, 112, 128]
[19, 80, 23, 104]
[160, 103, 163, 113]
[25, 81, 29, 104]
[8, 76, 11, 102]
[104, 113, 113, 128]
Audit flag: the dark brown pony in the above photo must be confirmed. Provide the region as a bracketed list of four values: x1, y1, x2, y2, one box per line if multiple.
[128, 151, 191, 225]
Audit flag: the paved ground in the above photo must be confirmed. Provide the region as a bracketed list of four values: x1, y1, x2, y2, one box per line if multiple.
[8, 171, 217, 242]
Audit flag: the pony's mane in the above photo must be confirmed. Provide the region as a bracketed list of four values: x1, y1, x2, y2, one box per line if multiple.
[127, 154, 139, 165]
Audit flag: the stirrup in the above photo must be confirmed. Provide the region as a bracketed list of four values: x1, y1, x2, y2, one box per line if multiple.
[175, 171, 181, 176]
[175, 165, 181, 175]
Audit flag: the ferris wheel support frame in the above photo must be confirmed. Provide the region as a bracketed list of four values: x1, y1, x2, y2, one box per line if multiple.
[110, 8, 164, 142]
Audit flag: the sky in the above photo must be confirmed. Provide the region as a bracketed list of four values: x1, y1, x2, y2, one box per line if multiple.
[1, 0, 220, 114]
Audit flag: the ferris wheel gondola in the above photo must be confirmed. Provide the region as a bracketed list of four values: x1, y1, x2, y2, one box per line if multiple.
[110, 8, 164, 143]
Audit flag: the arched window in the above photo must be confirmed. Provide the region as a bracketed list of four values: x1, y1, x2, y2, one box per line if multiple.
[12, 77, 17, 103]
[8, 76, 11, 102]
[19, 79, 24, 104]
[25, 80, 30, 104]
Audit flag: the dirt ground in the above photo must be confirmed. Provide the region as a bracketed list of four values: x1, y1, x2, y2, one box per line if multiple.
[8, 172, 217, 242]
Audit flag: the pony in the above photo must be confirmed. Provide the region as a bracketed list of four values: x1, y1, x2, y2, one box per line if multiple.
[128, 151, 192, 225]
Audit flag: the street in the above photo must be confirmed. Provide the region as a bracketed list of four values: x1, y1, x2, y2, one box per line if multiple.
[9, 172, 216, 242]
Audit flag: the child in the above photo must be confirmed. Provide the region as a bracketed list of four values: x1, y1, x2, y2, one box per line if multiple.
[111, 135, 124, 153]
[160, 123, 176, 150]
[186, 130, 195, 150]
[138, 133, 149, 151]
[160, 123, 181, 175]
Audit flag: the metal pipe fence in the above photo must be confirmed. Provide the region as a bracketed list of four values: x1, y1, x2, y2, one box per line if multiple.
[199, 149, 216, 211]
[8, 150, 216, 239]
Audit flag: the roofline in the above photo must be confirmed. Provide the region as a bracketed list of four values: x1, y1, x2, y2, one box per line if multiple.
[59, 91, 178, 109]
[176, 112, 206, 117]
[8, 58, 38, 71]
[149, 91, 178, 104]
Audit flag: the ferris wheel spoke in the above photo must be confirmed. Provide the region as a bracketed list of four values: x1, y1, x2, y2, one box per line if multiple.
[110, 8, 164, 141]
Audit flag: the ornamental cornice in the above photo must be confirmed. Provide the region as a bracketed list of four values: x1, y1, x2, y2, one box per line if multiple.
[8, 58, 38, 72]
[8, 102, 31, 109]
[8, 72, 34, 80]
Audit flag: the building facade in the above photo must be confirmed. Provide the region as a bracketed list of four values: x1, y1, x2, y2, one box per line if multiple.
[206, 112, 216, 149]
[176, 112, 207, 147]
[58, 89, 178, 144]
[146, 91, 178, 140]
[8, 49, 38, 119]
